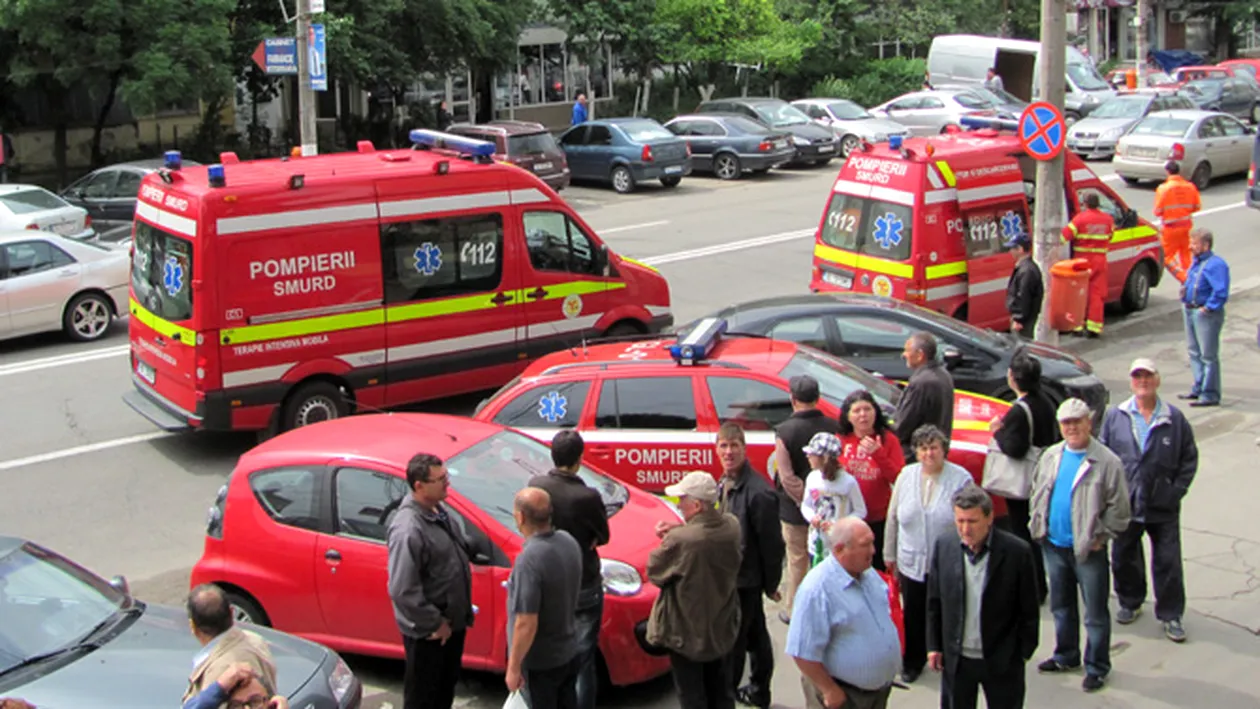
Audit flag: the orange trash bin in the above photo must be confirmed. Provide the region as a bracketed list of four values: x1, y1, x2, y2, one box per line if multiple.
[1049, 258, 1091, 332]
[1125, 68, 1137, 89]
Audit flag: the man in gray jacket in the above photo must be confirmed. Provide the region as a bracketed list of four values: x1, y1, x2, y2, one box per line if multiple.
[895, 332, 955, 462]
[1028, 399, 1131, 694]
[387, 453, 474, 709]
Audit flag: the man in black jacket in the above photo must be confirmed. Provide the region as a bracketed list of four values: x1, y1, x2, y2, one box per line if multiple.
[528, 430, 611, 709]
[1005, 234, 1044, 338]
[895, 332, 955, 461]
[716, 422, 785, 709]
[927, 486, 1040, 709]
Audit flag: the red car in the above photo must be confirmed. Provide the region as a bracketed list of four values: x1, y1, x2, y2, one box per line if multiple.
[190, 414, 674, 687]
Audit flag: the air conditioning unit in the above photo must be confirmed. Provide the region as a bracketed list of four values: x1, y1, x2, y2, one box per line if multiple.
[1169, 10, 1188, 23]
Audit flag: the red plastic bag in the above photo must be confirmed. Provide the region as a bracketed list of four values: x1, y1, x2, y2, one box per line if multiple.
[879, 570, 906, 654]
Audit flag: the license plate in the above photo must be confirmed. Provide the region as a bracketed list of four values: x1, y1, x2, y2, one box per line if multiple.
[136, 360, 156, 385]
[52, 221, 77, 236]
[1075, 141, 1095, 148]
[817, 144, 835, 153]
[1130, 147, 1159, 158]
[822, 272, 852, 288]
[664, 165, 683, 175]
[534, 162, 553, 171]
[775, 140, 788, 149]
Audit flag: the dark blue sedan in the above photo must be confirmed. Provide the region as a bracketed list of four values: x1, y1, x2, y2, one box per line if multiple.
[664, 113, 796, 180]
[557, 118, 692, 193]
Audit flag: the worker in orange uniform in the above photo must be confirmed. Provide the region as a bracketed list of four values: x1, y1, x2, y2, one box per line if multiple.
[1153, 160, 1201, 283]
[1061, 192, 1114, 338]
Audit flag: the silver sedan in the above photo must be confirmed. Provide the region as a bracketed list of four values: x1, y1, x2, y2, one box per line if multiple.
[868, 89, 1002, 136]
[791, 98, 909, 156]
[1113, 109, 1254, 189]
[0, 184, 95, 240]
[0, 229, 129, 342]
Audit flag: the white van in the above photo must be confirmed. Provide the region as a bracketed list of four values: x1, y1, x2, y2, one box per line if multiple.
[927, 35, 1114, 123]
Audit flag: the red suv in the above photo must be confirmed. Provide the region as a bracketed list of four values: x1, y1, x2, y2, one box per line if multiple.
[447, 120, 571, 192]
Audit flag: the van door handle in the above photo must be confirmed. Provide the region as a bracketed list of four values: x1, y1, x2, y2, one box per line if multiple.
[490, 292, 513, 305]
[526, 287, 547, 300]
[58, 268, 75, 278]
[324, 549, 342, 563]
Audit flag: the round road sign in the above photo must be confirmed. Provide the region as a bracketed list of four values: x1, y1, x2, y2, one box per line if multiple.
[1018, 102, 1067, 161]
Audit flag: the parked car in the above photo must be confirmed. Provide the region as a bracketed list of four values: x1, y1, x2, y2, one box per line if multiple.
[694, 97, 840, 166]
[1219, 58, 1260, 82]
[789, 98, 909, 157]
[190, 414, 676, 688]
[557, 118, 691, 194]
[1179, 77, 1260, 122]
[1066, 90, 1197, 159]
[679, 293, 1108, 416]
[0, 536, 362, 708]
[445, 121, 570, 192]
[0, 229, 128, 342]
[1114, 110, 1254, 189]
[868, 89, 1001, 136]
[663, 113, 795, 179]
[935, 84, 1029, 118]
[1248, 127, 1260, 210]
[60, 159, 201, 236]
[0, 185, 94, 240]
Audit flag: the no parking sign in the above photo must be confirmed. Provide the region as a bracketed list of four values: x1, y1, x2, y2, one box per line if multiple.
[1018, 102, 1067, 161]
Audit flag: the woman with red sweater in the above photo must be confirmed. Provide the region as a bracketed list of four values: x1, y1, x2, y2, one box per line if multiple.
[836, 389, 904, 570]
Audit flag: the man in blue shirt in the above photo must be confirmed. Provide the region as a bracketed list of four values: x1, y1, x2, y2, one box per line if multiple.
[1179, 228, 1229, 407]
[571, 92, 588, 125]
[787, 517, 900, 709]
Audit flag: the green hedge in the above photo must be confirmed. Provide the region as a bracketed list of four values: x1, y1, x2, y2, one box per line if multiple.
[810, 57, 928, 109]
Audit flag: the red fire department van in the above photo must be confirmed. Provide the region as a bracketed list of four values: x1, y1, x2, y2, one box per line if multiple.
[809, 120, 1163, 330]
[123, 131, 673, 433]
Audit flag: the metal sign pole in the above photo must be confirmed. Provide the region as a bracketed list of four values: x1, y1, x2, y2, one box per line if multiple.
[296, 0, 318, 155]
[1032, 0, 1067, 345]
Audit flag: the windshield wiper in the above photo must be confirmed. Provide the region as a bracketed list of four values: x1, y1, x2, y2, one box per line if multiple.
[0, 606, 137, 681]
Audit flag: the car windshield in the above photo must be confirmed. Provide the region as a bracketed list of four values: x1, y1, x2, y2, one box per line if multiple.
[779, 349, 901, 414]
[819, 192, 914, 261]
[507, 132, 559, 157]
[754, 103, 811, 127]
[0, 543, 127, 676]
[889, 303, 1009, 349]
[1067, 62, 1110, 91]
[618, 120, 673, 141]
[827, 101, 872, 120]
[960, 87, 1008, 105]
[448, 430, 630, 530]
[131, 221, 194, 321]
[0, 188, 69, 215]
[1130, 116, 1192, 138]
[1088, 96, 1149, 119]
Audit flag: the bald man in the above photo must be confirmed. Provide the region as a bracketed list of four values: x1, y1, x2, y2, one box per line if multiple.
[506, 488, 584, 709]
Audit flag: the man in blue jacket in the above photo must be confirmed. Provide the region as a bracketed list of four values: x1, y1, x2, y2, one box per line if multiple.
[1099, 358, 1198, 644]
[1179, 229, 1229, 407]
[572, 92, 588, 125]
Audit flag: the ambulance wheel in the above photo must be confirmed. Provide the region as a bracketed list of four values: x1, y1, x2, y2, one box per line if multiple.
[660, 176, 682, 188]
[1190, 162, 1212, 191]
[714, 154, 742, 180]
[282, 380, 349, 430]
[611, 166, 636, 194]
[1121, 261, 1153, 313]
[603, 321, 643, 338]
[840, 134, 861, 157]
[63, 292, 114, 342]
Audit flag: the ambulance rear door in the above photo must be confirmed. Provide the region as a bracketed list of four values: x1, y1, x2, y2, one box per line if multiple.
[953, 156, 1030, 330]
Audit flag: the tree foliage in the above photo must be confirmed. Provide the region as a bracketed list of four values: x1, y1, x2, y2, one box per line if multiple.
[655, 0, 821, 82]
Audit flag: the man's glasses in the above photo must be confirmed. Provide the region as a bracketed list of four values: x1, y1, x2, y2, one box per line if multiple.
[227, 696, 270, 709]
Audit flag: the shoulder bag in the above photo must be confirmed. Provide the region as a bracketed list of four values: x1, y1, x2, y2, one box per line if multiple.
[981, 399, 1040, 500]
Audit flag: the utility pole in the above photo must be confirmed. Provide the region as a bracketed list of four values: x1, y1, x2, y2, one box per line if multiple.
[1033, 0, 1067, 345]
[1134, 0, 1147, 83]
[295, 0, 318, 156]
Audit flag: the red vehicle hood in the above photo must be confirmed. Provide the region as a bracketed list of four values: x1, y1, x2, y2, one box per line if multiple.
[604, 488, 677, 576]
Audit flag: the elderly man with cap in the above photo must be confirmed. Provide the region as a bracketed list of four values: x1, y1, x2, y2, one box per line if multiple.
[1099, 358, 1198, 644]
[1028, 398, 1130, 693]
[1004, 232, 1044, 338]
[647, 471, 744, 709]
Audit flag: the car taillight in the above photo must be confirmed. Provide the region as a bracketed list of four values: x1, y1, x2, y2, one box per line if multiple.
[641, 145, 653, 162]
[25, 223, 38, 230]
[758, 140, 772, 151]
[1249, 166, 1255, 186]
[1170, 143, 1185, 160]
[906, 288, 928, 304]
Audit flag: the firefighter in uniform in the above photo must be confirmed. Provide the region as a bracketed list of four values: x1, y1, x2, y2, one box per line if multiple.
[1153, 160, 1201, 283]
[1062, 192, 1114, 338]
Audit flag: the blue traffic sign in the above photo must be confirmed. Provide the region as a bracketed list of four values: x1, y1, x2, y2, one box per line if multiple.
[309, 24, 327, 92]
[252, 38, 298, 76]
[1018, 102, 1066, 161]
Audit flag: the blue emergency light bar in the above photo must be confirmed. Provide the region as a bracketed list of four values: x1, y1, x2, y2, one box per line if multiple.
[960, 115, 1020, 132]
[888, 135, 904, 150]
[164, 150, 182, 170]
[669, 318, 727, 365]
[410, 129, 497, 158]
[207, 164, 226, 188]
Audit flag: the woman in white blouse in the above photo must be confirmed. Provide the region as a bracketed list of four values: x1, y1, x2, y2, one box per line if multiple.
[883, 424, 973, 684]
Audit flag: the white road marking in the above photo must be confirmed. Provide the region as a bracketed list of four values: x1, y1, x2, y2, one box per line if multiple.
[1101, 174, 1122, 183]
[642, 228, 815, 266]
[0, 345, 129, 378]
[600, 220, 670, 234]
[1151, 202, 1246, 226]
[0, 431, 174, 473]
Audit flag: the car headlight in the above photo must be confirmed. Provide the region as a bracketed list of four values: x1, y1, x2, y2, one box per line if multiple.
[601, 559, 643, 597]
[792, 135, 809, 146]
[327, 654, 356, 704]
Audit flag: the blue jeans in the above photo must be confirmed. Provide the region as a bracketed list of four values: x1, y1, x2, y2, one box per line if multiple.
[573, 587, 603, 709]
[1184, 306, 1224, 403]
[1043, 542, 1112, 678]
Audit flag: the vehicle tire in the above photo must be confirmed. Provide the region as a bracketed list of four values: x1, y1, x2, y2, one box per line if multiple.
[281, 380, 349, 431]
[1121, 175, 1141, 186]
[603, 321, 644, 339]
[840, 134, 861, 158]
[223, 590, 270, 626]
[940, 124, 957, 135]
[63, 292, 114, 342]
[812, 158, 833, 167]
[660, 176, 682, 188]
[713, 153, 742, 180]
[1190, 162, 1212, 191]
[1065, 111, 1081, 126]
[750, 168, 770, 175]
[1121, 261, 1153, 313]
[611, 166, 636, 194]
[1251, 103, 1260, 125]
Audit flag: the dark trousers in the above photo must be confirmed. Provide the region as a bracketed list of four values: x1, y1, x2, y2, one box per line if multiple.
[524, 655, 579, 709]
[1043, 543, 1111, 678]
[899, 573, 928, 674]
[1004, 498, 1047, 601]
[403, 630, 466, 709]
[1112, 519, 1186, 621]
[671, 651, 735, 709]
[870, 520, 887, 572]
[729, 587, 774, 702]
[940, 656, 1026, 709]
[572, 589, 603, 709]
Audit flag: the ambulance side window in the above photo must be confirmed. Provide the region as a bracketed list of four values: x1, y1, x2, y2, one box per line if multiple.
[1075, 189, 1123, 224]
[595, 378, 697, 430]
[706, 377, 793, 431]
[963, 206, 1024, 258]
[522, 211, 598, 275]
[381, 213, 504, 302]
[491, 381, 591, 429]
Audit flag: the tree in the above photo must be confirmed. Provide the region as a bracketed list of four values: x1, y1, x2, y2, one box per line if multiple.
[546, 0, 665, 86]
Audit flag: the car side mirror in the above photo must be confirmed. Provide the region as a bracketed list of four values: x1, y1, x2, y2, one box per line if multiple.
[1121, 208, 1139, 229]
[941, 346, 964, 370]
[598, 244, 610, 276]
[109, 575, 131, 597]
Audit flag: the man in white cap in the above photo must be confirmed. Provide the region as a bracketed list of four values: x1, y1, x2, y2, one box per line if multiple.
[647, 472, 743, 709]
[1028, 398, 1130, 693]
[1099, 358, 1198, 643]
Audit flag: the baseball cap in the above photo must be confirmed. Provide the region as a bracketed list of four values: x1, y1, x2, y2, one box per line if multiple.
[789, 375, 820, 404]
[664, 471, 719, 503]
[1129, 358, 1159, 376]
[1004, 233, 1031, 250]
[1056, 397, 1092, 422]
[803, 431, 842, 458]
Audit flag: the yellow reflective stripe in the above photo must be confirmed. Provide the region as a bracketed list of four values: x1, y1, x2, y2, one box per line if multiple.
[926, 261, 967, 279]
[955, 420, 992, 432]
[935, 160, 957, 187]
[813, 244, 914, 278]
[621, 256, 659, 273]
[1075, 247, 1109, 253]
[222, 308, 384, 345]
[1112, 225, 1157, 244]
[1067, 223, 1080, 235]
[528, 280, 626, 302]
[130, 298, 197, 345]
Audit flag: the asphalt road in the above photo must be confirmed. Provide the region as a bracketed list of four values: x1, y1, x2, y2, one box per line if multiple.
[1, 153, 1257, 709]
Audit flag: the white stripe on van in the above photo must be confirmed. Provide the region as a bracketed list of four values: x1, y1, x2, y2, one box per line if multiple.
[379, 191, 512, 218]
[511, 188, 550, 205]
[217, 203, 379, 235]
[957, 181, 1025, 204]
[926, 166, 945, 190]
[136, 201, 198, 238]
[223, 362, 297, 388]
[924, 189, 958, 204]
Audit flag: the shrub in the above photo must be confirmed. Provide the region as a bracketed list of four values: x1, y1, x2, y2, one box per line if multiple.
[810, 57, 927, 108]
